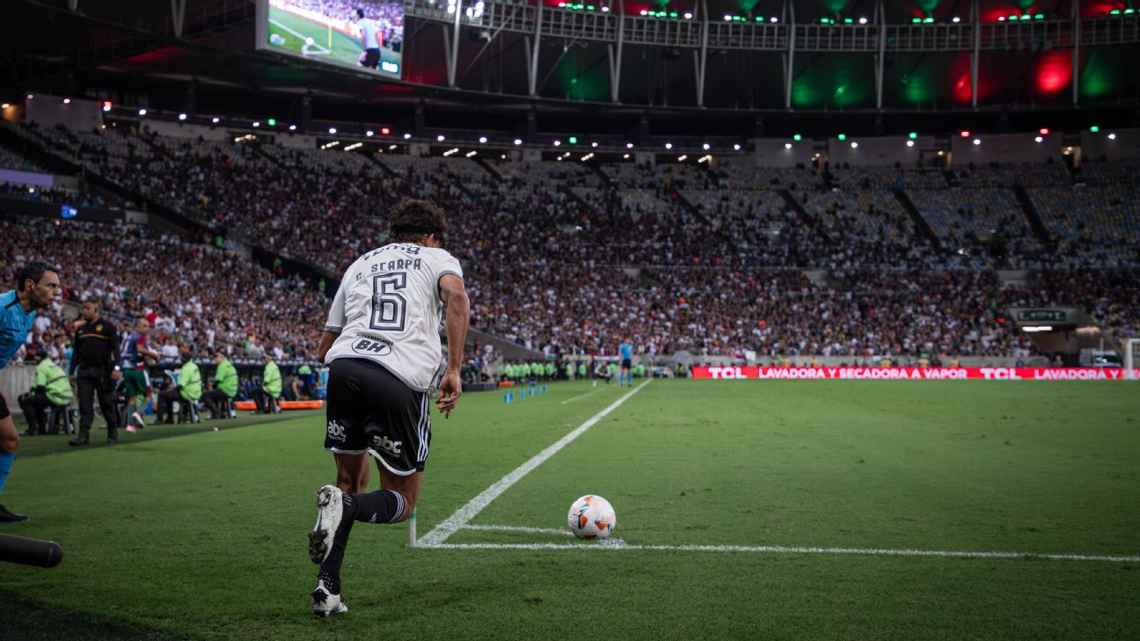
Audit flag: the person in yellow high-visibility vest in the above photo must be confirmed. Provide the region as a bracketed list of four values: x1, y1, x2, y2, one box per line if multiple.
[19, 355, 73, 436]
[255, 354, 282, 414]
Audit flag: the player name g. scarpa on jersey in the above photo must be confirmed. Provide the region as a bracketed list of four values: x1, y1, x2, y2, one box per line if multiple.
[324, 243, 463, 392]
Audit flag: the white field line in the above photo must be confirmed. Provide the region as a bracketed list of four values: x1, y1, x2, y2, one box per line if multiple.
[417, 379, 651, 546]
[419, 541, 1140, 563]
[269, 18, 332, 54]
[461, 524, 574, 537]
[560, 388, 602, 404]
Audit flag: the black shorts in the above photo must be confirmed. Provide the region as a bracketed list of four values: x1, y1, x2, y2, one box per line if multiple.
[362, 48, 380, 69]
[324, 358, 430, 476]
[0, 392, 8, 420]
[621, 358, 632, 370]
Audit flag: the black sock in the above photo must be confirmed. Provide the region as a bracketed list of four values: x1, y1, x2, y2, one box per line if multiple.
[349, 489, 406, 524]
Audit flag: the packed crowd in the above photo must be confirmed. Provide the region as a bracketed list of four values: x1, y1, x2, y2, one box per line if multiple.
[0, 218, 325, 365]
[5, 122, 1139, 359]
[0, 147, 47, 173]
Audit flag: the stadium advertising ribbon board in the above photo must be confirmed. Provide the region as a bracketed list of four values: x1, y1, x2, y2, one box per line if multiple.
[691, 367, 1130, 381]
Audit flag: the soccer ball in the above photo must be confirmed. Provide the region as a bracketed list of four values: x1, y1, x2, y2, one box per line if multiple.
[566, 495, 616, 540]
[304, 36, 315, 47]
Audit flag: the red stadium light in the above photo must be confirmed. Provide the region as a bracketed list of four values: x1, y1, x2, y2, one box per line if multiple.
[1039, 128, 1049, 135]
[959, 130, 970, 138]
[381, 127, 391, 135]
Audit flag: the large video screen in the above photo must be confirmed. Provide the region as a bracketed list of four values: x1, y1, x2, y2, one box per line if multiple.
[260, 0, 404, 79]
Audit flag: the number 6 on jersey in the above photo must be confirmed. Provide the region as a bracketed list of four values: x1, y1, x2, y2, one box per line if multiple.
[371, 272, 408, 332]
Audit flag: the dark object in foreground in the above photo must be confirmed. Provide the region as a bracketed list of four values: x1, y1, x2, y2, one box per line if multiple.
[0, 534, 63, 568]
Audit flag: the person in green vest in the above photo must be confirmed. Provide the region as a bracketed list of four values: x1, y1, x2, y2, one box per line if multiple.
[606, 362, 617, 383]
[578, 362, 587, 379]
[203, 353, 238, 420]
[564, 361, 575, 380]
[122, 361, 151, 432]
[178, 355, 203, 422]
[257, 354, 282, 414]
[18, 355, 73, 436]
[156, 345, 202, 424]
[634, 364, 646, 379]
[545, 362, 555, 380]
[520, 362, 530, 382]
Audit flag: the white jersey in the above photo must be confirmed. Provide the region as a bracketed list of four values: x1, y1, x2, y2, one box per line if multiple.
[357, 18, 380, 49]
[324, 243, 463, 392]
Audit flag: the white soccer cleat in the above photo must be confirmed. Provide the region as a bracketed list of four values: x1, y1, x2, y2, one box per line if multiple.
[309, 485, 344, 565]
[311, 580, 348, 617]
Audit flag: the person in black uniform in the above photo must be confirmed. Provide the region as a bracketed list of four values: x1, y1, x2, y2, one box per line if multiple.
[68, 300, 120, 446]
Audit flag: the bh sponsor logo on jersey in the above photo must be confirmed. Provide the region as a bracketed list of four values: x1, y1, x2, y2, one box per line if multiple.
[371, 435, 403, 456]
[326, 419, 347, 442]
[351, 337, 392, 356]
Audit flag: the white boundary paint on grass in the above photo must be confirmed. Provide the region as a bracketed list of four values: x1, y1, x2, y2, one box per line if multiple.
[461, 524, 575, 537]
[424, 540, 1140, 563]
[560, 388, 603, 405]
[416, 380, 652, 547]
[418, 377, 1138, 564]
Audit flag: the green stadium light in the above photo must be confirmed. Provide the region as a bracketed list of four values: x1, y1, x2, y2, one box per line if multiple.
[1034, 13, 1044, 20]
[587, 5, 595, 10]
[908, 132, 918, 140]
[837, 133, 847, 141]
[1019, 14, 1031, 20]
[844, 18, 854, 24]
[1090, 125, 1100, 133]
[1125, 8, 1136, 14]
[669, 11, 678, 18]
[793, 134, 802, 142]
[267, 118, 277, 127]
[911, 17, 921, 23]
[1109, 9, 1120, 15]
[755, 16, 764, 22]
[923, 17, 934, 23]
[569, 136, 578, 144]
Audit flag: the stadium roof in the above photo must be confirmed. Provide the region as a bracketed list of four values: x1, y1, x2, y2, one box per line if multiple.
[6, 0, 1139, 138]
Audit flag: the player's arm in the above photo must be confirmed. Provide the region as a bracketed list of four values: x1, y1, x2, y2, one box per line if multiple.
[317, 330, 339, 362]
[437, 274, 469, 417]
[318, 273, 349, 362]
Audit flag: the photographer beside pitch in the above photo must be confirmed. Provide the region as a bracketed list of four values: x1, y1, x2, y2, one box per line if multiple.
[307, 199, 469, 617]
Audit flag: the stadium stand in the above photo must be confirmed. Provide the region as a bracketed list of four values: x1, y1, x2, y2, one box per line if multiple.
[2, 122, 1138, 360]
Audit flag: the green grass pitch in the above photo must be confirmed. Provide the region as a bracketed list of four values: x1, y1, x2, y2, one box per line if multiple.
[2, 379, 1138, 640]
[266, 7, 401, 76]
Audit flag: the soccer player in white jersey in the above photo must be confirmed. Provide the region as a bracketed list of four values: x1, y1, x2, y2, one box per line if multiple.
[308, 199, 470, 616]
[355, 8, 381, 69]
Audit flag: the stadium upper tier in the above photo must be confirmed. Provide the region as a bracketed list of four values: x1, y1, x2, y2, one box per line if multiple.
[2, 122, 1138, 358]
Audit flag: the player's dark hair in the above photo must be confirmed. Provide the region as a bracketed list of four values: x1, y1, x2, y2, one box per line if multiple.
[389, 199, 448, 243]
[15, 262, 59, 292]
[357, 8, 365, 18]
